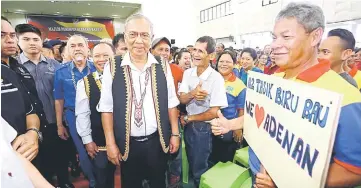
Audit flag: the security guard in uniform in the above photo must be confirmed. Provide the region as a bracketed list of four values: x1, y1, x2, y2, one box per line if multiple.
[15, 23, 74, 188]
[54, 34, 96, 187]
[1, 16, 41, 161]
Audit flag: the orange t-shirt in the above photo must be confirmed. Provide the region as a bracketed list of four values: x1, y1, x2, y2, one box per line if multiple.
[169, 64, 184, 94]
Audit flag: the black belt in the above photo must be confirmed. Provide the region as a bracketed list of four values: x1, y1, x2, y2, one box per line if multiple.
[131, 131, 158, 142]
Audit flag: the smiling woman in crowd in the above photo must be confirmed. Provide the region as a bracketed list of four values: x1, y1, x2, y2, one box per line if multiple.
[235, 47, 263, 85]
[175, 48, 192, 70]
[211, 50, 246, 164]
[256, 51, 268, 71]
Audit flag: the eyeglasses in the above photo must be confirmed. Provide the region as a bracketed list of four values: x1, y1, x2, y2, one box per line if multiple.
[125, 31, 151, 40]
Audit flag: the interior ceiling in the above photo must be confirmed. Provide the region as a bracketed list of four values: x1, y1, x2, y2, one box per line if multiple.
[1, 1, 141, 19]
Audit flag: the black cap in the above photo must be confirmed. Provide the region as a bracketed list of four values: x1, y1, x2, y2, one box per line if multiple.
[151, 37, 171, 49]
[42, 42, 52, 49]
[48, 39, 62, 47]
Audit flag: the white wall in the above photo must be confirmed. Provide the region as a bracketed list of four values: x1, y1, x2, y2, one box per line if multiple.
[195, 0, 236, 39]
[2, 12, 27, 26]
[113, 18, 125, 34]
[138, 0, 197, 47]
[195, 0, 361, 48]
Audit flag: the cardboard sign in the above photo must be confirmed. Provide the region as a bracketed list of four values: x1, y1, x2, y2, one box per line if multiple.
[243, 72, 343, 188]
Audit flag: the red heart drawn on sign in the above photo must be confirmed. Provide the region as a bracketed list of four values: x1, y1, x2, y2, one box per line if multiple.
[255, 104, 265, 128]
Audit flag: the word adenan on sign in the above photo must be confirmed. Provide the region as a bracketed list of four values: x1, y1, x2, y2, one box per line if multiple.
[246, 100, 319, 177]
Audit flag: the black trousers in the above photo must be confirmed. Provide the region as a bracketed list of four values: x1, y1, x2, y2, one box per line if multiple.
[121, 133, 167, 188]
[39, 123, 73, 185]
[92, 151, 116, 188]
[210, 135, 239, 164]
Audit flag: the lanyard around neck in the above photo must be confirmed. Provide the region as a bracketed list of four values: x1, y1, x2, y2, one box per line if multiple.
[71, 66, 90, 89]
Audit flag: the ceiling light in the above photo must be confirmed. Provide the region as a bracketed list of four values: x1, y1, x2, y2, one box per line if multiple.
[56, 11, 60, 14]
[16, 9, 24, 12]
[88, 3, 91, 5]
[112, 15, 119, 17]
[50, 1, 55, 2]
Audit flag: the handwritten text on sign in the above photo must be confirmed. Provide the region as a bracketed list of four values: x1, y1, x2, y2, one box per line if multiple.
[243, 72, 342, 188]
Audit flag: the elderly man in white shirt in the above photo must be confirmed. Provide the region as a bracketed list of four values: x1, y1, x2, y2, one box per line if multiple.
[97, 14, 180, 188]
[75, 42, 116, 188]
[179, 36, 228, 187]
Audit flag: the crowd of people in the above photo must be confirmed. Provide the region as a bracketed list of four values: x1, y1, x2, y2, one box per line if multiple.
[1, 2, 361, 188]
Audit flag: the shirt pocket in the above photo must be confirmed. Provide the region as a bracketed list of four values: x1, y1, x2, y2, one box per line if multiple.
[64, 78, 75, 89]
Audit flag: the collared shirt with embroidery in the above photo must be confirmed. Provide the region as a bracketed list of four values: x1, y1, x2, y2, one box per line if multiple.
[97, 52, 179, 137]
[178, 65, 228, 116]
[54, 61, 96, 110]
[18, 53, 60, 124]
[75, 71, 102, 144]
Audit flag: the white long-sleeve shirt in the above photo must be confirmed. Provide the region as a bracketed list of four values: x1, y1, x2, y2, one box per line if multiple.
[97, 52, 179, 137]
[75, 71, 102, 144]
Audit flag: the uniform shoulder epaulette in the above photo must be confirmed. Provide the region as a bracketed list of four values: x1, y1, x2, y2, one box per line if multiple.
[55, 63, 68, 72]
[61, 62, 70, 67]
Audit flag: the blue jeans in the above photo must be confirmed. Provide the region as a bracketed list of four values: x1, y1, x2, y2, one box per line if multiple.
[65, 110, 96, 187]
[169, 123, 182, 177]
[92, 151, 116, 188]
[184, 122, 212, 187]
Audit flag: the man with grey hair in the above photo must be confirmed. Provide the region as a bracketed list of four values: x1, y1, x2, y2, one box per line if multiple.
[211, 2, 361, 188]
[98, 14, 180, 188]
[54, 34, 97, 187]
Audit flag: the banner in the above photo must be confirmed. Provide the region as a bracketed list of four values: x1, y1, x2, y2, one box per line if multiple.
[243, 72, 343, 188]
[27, 15, 115, 42]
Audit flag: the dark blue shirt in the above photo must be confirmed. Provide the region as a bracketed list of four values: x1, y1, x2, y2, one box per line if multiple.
[53, 61, 95, 109]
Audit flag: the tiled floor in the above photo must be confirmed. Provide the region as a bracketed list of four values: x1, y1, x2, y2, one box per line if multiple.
[71, 166, 121, 188]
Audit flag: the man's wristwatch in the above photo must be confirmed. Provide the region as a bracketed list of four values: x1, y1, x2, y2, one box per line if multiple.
[183, 115, 189, 124]
[171, 133, 182, 138]
[27, 128, 43, 142]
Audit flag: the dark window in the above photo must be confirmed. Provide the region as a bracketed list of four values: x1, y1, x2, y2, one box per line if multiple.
[213, 7, 217, 20]
[205, 9, 208, 21]
[200, 1, 233, 23]
[209, 8, 213, 20]
[200, 10, 205, 23]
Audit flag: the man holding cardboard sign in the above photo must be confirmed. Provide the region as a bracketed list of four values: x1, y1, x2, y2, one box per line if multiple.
[211, 2, 361, 188]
